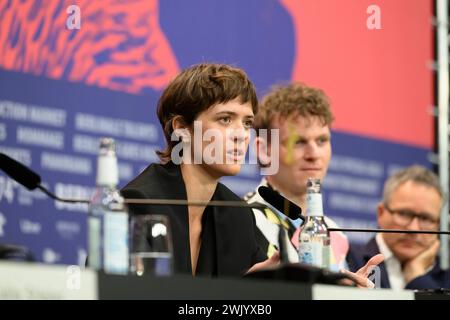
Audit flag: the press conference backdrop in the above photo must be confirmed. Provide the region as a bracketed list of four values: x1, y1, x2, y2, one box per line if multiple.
[0, 0, 434, 265]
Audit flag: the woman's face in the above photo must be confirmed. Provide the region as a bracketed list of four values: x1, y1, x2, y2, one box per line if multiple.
[189, 98, 254, 178]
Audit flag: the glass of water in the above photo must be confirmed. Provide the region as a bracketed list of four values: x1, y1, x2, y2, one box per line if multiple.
[129, 214, 173, 276]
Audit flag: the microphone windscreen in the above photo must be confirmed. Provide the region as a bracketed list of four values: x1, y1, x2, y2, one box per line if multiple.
[0, 153, 41, 190]
[258, 186, 304, 223]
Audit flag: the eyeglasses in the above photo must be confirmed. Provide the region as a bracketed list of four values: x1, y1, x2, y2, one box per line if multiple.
[384, 204, 439, 230]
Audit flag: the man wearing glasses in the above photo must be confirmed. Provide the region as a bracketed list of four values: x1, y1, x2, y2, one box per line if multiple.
[347, 165, 450, 289]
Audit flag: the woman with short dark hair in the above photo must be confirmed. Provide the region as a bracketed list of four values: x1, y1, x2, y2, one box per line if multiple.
[122, 63, 275, 277]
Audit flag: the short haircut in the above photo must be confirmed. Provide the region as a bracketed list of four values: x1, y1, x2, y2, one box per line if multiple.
[383, 165, 444, 205]
[253, 82, 334, 135]
[156, 63, 258, 163]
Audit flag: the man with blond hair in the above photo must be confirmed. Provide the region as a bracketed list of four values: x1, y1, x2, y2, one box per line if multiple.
[245, 83, 349, 270]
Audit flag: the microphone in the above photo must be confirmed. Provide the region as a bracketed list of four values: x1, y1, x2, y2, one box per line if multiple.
[0, 152, 268, 209]
[3, 151, 449, 236]
[257, 186, 305, 264]
[0, 153, 41, 190]
[258, 186, 304, 222]
[0, 153, 89, 204]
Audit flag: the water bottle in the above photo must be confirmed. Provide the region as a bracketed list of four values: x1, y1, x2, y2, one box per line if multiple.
[298, 178, 331, 269]
[88, 137, 129, 274]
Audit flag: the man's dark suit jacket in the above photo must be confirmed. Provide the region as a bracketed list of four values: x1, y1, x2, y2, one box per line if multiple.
[347, 237, 450, 289]
[121, 162, 266, 277]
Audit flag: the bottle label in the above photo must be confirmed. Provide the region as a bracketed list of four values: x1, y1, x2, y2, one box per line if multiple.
[306, 194, 324, 216]
[88, 216, 101, 270]
[298, 240, 330, 268]
[298, 241, 314, 265]
[322, 243, 331, 269]
[103, 211, 129, 274]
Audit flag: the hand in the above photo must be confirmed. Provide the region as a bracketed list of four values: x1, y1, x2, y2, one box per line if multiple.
[246, 251, 280, 274]
[340, 253, 384, 288]
[403, 239, 439, 283]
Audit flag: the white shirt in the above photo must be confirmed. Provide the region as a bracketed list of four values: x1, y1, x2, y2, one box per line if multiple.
[375, 233, 405, 290]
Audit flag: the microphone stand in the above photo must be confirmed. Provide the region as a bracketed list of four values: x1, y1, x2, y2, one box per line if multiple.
[328, 227, 450, 235]
[36, 182, 268, 209]
[36, 185, 90, 204]
[36, 183, 450, 235]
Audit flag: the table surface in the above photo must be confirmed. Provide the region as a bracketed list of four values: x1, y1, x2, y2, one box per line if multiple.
[0, 261, 449, 300]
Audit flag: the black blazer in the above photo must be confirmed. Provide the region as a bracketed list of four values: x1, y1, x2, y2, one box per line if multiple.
[121, 162, 266, 278]
[347, 237, 450, 289]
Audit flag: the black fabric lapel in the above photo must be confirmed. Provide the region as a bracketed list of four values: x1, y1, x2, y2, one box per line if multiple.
[363, 237, 391, 288]
[122, 162, 192, 275]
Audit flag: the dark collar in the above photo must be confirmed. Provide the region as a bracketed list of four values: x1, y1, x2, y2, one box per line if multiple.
[363, 237, 391, 288]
